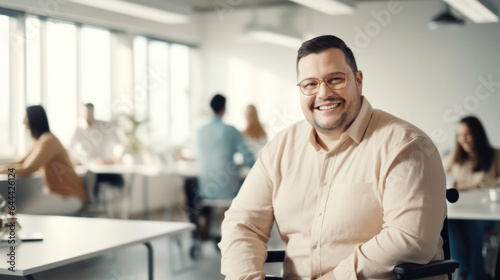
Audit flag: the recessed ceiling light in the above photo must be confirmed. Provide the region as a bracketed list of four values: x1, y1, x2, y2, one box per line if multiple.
[289, 0, 355, 15]
[68, 0, 190, 24]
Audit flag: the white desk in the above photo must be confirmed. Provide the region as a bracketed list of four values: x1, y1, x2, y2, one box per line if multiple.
[164, 160, 250, 179]
[164, 160, 199, 178]
[86, 161, 249, 219]
[447, 189, 500, 220]
[87, 163, 163, 177]
[0, 214, 194, 280]
[85, 163, 163, 219]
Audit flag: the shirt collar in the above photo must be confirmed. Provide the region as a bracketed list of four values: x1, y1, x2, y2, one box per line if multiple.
[308, 96, 374, 151]
[344, 96, 373, 144]
[309, 128, 323, 152]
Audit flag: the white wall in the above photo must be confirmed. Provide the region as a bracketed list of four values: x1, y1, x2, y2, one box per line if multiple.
[196, 0, 500, 154]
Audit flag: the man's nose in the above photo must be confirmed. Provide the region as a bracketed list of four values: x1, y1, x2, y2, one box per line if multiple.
[316, 81, 334, 99]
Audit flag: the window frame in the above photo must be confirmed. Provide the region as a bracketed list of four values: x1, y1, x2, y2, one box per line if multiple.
[133, 35, 195, 146]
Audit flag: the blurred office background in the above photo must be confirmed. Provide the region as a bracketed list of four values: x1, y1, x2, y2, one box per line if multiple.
[1, 0, 500, 279]
[0, 0, 499, 226]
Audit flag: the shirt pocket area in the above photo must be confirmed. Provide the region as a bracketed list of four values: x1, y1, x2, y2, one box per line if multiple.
[326, 182, 382, 240]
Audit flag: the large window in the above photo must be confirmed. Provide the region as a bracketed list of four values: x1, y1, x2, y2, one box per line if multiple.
[45, 20, 78, 146]
[0, 15, 12, 158]
[24, 17, 112, 146]
[80, 26, 111, 121]
[1, 9, 192, 159]
[133, 36, 192, 145]
[25, 15, 42, 106]
[169, 44, 191, 143]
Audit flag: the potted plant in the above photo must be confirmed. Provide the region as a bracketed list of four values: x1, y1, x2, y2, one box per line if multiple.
[114, 113, 151, 164]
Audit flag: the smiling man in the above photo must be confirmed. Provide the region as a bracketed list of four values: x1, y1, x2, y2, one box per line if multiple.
[219, 35, 447, 280]
[298, 46, 363, 149]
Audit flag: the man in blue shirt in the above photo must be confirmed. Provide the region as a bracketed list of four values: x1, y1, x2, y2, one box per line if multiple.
[197, 94, 255, 199]
[185, 94, 254, 258]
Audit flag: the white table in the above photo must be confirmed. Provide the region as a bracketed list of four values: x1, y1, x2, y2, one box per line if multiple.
[0, 214, 194, 280]
[164, 160, 199, 178]
[84, 163, 163, 219]
[446, 189, 500, 277]
[447, 189, 500, 220]
[85, 161, 249, 219]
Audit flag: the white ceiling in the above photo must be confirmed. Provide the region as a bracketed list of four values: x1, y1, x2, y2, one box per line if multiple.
[167, 0, 390, 12]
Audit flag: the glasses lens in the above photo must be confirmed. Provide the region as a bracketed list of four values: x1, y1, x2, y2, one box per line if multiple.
[326, 72, 347, 90]
[299, 78, 320, 96]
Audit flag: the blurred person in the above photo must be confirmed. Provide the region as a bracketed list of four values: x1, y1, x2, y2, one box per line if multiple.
[68, 103, 124, 203]
[197, 94, 255, 199]
[188, 94, 255, 252]
[219, 35, 447, 279]
[242, 104, 267, 158]
[444, 116, 500, 280]
[0, 105, 87, 215]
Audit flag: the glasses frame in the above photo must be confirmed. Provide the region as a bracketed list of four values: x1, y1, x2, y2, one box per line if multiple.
[297, 71, 357, 96]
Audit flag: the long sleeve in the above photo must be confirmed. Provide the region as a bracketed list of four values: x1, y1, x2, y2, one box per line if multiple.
[219, 151, 274, 279]
[15, 136, 58, 176]
[0, 145, 34, 174]
[333, 137, 447, 279]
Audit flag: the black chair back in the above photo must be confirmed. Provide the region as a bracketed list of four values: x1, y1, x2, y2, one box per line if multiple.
[443, 188, 459, 262]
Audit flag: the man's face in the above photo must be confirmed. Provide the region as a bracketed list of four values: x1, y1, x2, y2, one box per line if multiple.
[297, 48, 363, 139]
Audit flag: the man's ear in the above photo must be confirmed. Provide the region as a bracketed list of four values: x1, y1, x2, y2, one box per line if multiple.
[356, 70, 363, 95]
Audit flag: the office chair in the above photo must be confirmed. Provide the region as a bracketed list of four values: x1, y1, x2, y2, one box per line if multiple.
[265, 188, 460, 280]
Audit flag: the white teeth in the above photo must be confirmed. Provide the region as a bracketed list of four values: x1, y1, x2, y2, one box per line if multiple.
[318, 104, 340, 110]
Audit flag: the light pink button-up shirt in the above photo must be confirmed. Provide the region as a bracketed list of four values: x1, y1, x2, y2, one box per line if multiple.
[219, 97, 447, 280]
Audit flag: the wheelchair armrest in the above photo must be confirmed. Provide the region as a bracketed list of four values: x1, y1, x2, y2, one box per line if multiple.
[266, 249, 286, 263]
[393, 260, 459, 280]
[265, 250, 286, 280]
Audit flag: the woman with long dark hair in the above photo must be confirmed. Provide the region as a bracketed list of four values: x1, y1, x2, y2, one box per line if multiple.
[0, 105, 87, 215]
[444, 115, 500, 280]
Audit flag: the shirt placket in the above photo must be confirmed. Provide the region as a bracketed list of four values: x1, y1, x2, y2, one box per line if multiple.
[310, 151, 334, 278]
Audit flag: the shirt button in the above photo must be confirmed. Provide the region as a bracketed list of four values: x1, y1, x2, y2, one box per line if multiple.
[321, 181, 327, 186]
[318, 212, 322, 216]
[312, 245, 318, 250]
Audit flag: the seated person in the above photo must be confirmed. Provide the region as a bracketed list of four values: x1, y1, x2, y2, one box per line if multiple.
[68, 103, 124, 203]
[0, 105, 87, 215]
[443, 116, 500, 280]
[219, 35, 447, 279]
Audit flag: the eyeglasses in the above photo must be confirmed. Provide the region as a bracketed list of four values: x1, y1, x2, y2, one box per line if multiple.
[297, 71, 356, 96]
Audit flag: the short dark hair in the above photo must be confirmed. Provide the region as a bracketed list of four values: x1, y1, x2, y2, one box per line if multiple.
[210, 94, 226, 114]
[84, 103, 94, 109]
[452, 116, 494, 171]
[26, 105, 50, 140]
[297, 35, 358, 74]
